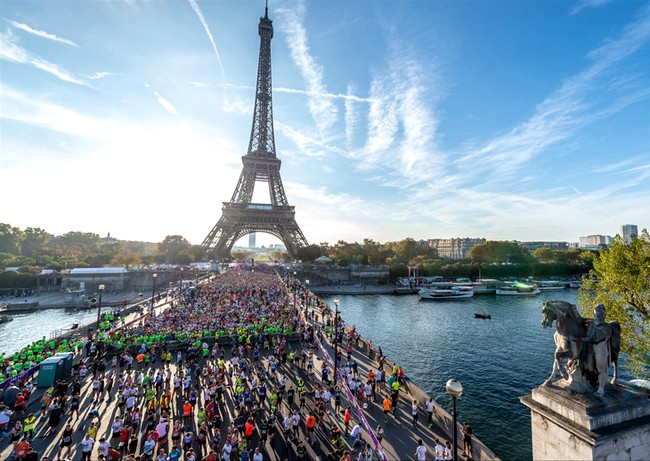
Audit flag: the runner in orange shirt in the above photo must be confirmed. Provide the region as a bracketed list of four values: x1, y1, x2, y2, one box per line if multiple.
[182, 401, 193, 426]
[15, 437, 30, 460]
[305, 413, 316, 446]
[383, 396, 391, 423]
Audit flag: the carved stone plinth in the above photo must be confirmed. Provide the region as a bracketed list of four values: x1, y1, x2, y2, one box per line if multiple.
[520, 381, 650, 460]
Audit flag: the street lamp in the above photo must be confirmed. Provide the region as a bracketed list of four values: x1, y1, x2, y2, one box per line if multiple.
[446, 379, 463, 461]
[293, 271, 297, 310]
[96, 284, 105, 333]
[178, 267, 183, 295]
[304, 279, 310, 312]
[333, 299, 340, 386]
[151, 273, 157, 313]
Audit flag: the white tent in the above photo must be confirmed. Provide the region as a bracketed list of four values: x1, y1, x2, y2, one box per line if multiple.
[315, 256, 332, 263]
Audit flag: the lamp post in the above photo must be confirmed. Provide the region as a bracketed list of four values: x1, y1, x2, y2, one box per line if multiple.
[333, 299, 340, 385]
[305, 279, 310, 313]
[178, 267, 183, 295]
[446, 379, 463, 461]
[96, 284, 105, 333]
[151, 273, 157, 314]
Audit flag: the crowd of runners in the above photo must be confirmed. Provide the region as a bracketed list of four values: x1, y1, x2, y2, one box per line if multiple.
[1, 265, 474, 461]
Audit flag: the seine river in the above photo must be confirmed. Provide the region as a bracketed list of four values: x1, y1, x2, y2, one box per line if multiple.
[320, 289, 629, 461]
[0, 308, 99, 355]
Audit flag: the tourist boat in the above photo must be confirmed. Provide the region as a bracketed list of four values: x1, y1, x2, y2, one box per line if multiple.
[0, 313, 12, 324]
[474, 312, 491, 319]
[533, 280, 569, 290]
[467, 279, 506, 294]
[419, 285, 474, 300]
[495, 282, 540, 296]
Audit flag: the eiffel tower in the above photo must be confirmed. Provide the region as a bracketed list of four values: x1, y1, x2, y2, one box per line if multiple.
[202, 5, 308, 261]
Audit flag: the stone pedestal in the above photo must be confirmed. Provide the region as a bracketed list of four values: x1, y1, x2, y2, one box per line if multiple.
[520, 382, 650, 460]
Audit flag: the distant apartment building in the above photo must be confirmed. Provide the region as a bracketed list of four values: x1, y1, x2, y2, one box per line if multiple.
[427, 237, 486, 259]
[579, 235, 611, 249]
[519, 241, 570, 252]
[621, 224, 638, 243]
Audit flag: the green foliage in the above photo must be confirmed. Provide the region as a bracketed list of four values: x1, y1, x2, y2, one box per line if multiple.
[0, 223, 23, 254]
[231, 249, 255, 262]
[0, 271, 36, 289]
[468, 240, 533, 264]
[578, 230, 650, 378]
[296, 244, 323, 262]
[21, 227, 50, 257]
[157, 235, 192, 264]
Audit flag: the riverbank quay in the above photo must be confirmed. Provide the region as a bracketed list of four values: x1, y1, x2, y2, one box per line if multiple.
[0, 292, 146, 314]
[0, 266, 499, 461]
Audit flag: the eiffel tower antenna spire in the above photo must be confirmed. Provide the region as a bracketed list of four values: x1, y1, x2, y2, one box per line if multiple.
[202, 4, 308, 261]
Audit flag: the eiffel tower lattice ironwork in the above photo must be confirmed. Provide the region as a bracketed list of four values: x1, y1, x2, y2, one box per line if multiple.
[202, 6, 308, 261]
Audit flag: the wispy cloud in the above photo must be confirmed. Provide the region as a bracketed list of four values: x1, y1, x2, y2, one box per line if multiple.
[276, 121, 347, 158]
[0, 31, 89, 86]
[154, 92, 177, 114]
[344, 82, 361, 147]
[571, 0, 614, 15]
[187, 0, 227, 87]
[456, 3, 650, 180]
[356, 38, 444, 183]
[275, 86, 371, 103]
[276, 0, 338, 135]
[5, 19, 79, 47]
[85, 72, 116, 80]
[222, 98, 249, 115]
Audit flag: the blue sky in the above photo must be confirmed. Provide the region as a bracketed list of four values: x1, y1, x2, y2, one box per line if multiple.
[2, 0, 649, 248]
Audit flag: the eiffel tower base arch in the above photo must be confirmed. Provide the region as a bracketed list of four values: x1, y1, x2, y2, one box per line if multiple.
[202, 203, 308, 261]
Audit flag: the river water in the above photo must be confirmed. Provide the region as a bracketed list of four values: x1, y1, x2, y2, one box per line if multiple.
[320, 289, 630, 461]
[0, 308, 98, 356]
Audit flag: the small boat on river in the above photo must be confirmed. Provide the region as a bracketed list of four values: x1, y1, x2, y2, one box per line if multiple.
[474, 312, 491, 319]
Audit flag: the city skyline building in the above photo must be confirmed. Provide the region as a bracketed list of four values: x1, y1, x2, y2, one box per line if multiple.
[579, 234, 611, 249]
[427, 237, 486, 260]
[621, 224, 638, 243]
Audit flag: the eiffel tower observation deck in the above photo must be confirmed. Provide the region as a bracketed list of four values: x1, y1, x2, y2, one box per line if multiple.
[202, 5, 308, 261]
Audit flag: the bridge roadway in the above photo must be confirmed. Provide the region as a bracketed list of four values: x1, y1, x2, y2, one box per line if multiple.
[0, 293, 491, 461]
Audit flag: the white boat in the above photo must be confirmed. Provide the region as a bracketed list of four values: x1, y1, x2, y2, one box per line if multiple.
[496, 282, 540, 296]
[534, 280, 568, 290]
[419, 286, 474, 300]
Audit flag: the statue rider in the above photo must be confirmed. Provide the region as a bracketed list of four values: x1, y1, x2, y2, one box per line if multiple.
[582, 303, 612, 395]
[586, 304, 609, 344]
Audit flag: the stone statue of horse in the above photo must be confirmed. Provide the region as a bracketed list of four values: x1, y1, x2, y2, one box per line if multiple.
[541, 300, 621, 396]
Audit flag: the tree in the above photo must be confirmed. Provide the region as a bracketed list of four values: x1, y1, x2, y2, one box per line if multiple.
[21, 227, 51, 257]
[578, 230, 650, 378]
[52, 231, 101, 258]
[158, 235, 192, 264]
[296, 244, 323, 262]
[0, 223, 23, 255]
[468, 241, 532, 264]
[231, 250, 255, 262]
[532, 248, 556, 263]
